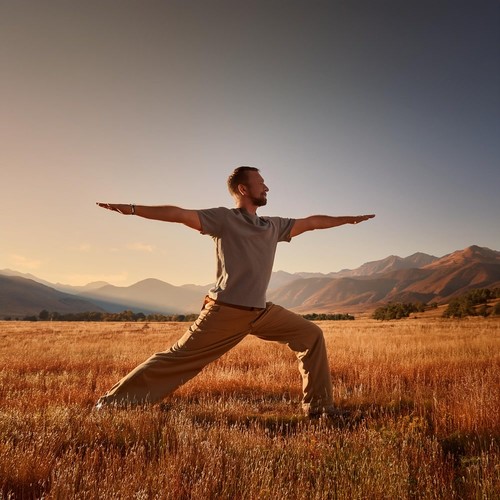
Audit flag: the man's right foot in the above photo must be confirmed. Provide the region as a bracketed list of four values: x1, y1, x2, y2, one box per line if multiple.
[305, 407, 359, 423]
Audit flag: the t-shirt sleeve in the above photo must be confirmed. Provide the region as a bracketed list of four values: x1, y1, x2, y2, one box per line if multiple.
[197, 207, 229, 237]
[273, 217, 296, 242]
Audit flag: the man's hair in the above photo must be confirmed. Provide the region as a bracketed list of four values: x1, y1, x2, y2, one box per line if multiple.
[227, 166, 259, 196]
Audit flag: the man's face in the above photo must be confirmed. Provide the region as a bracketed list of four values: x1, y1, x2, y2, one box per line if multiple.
[243, 171, 269, 206]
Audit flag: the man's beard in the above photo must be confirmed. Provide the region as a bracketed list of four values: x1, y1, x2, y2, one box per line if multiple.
[251, 195, 267, 206]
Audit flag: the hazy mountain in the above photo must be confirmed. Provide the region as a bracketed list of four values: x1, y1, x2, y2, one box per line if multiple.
[269, 246, 500, 313]
[0, 269, 59, 289]
[0, 270, 207, 316]
[180, 283, 213, 294]
[0, 275, 106, 318]
[423, 245, 499, 269]
[80, 278, 205, 314]
[268, 252, 439, 290]
[268, 271, 300, 290]
[334, 252, 439, 277]
[0, 269, 110, 295]
[55, 281, 111, 294]
[1, 245, 498, 317]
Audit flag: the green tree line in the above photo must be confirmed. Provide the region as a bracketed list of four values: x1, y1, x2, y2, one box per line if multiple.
[372, 302, 434, 320]
[442, 288, 500, 318]
[17, 310, 200, 323]
[372, 288, 500, 320]
[10, 310, 355, 322]
[302, 313, 354, 321]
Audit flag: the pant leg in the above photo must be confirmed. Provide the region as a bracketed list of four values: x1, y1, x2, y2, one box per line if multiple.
[249, 303, 334, 414]
[97, 302, 258, 407]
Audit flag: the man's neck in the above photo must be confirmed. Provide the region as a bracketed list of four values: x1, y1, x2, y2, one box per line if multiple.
[235, 200, 258, 215]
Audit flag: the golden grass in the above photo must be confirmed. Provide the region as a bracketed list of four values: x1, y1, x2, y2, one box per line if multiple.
[1, 318, 499, 499]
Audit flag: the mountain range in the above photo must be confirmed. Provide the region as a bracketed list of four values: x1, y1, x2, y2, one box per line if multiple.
[1, 245, 499, 318]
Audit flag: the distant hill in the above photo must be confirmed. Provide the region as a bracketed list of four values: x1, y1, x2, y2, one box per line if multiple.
[268, 246, 500, 313]
[0, 269, 111, 294]
[267, 252, 439, 290]
[0, 271, 208, 316]
[79, 278, 205, 314]
[334, 252, 439, 278]
[0, 275, 106, 318]
[1, 245, 499, 318]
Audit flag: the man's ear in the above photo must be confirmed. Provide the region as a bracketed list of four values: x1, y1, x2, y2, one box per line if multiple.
[237, 184, 248, 196]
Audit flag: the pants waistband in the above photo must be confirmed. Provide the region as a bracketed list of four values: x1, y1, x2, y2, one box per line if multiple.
[204, 296, 265, 312]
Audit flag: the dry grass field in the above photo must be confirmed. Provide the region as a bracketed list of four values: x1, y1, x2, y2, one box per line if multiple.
[1, 317, 499, 499]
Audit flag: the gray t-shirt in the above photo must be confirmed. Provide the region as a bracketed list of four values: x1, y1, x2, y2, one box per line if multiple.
[198, 207, 295, 308]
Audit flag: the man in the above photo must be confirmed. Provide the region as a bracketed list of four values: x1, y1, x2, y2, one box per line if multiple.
[95, 166, 374, 417]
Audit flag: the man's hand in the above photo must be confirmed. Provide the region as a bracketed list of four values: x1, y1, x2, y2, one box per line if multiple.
[96, 203, 134, 215]
[350, 214, 376, 224]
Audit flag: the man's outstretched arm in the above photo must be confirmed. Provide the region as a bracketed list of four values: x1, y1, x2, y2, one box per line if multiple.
[96, 203, 202, 231]
[290, 214, 375, 238]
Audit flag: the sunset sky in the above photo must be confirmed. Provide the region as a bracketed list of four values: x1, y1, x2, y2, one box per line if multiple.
[1, 1, 499, 287]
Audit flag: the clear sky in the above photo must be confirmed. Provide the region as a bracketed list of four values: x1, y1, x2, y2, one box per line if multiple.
[1, 1, 499, 286]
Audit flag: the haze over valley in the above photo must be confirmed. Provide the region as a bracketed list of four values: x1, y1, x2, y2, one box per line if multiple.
[1, 245, 499, 318]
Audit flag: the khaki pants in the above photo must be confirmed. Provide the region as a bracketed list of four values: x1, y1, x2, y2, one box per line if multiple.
[97, 300, 334, 414]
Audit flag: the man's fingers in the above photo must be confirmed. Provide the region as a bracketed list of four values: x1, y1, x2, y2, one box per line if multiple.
[96, 202, 122, 213]
[353, 214, 375, 224]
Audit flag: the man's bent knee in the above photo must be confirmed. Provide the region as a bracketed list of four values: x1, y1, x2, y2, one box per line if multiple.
[305, 321, 325, 342]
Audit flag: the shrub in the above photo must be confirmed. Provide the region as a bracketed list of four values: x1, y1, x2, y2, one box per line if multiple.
[372, 302, 424, 320]
[491, 302, 500, 316]
[302, 313, 355, 321]
[442, 288, 498, 318]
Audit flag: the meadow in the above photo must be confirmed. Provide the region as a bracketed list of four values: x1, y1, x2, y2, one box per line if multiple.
[0, 317, 499, 499]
